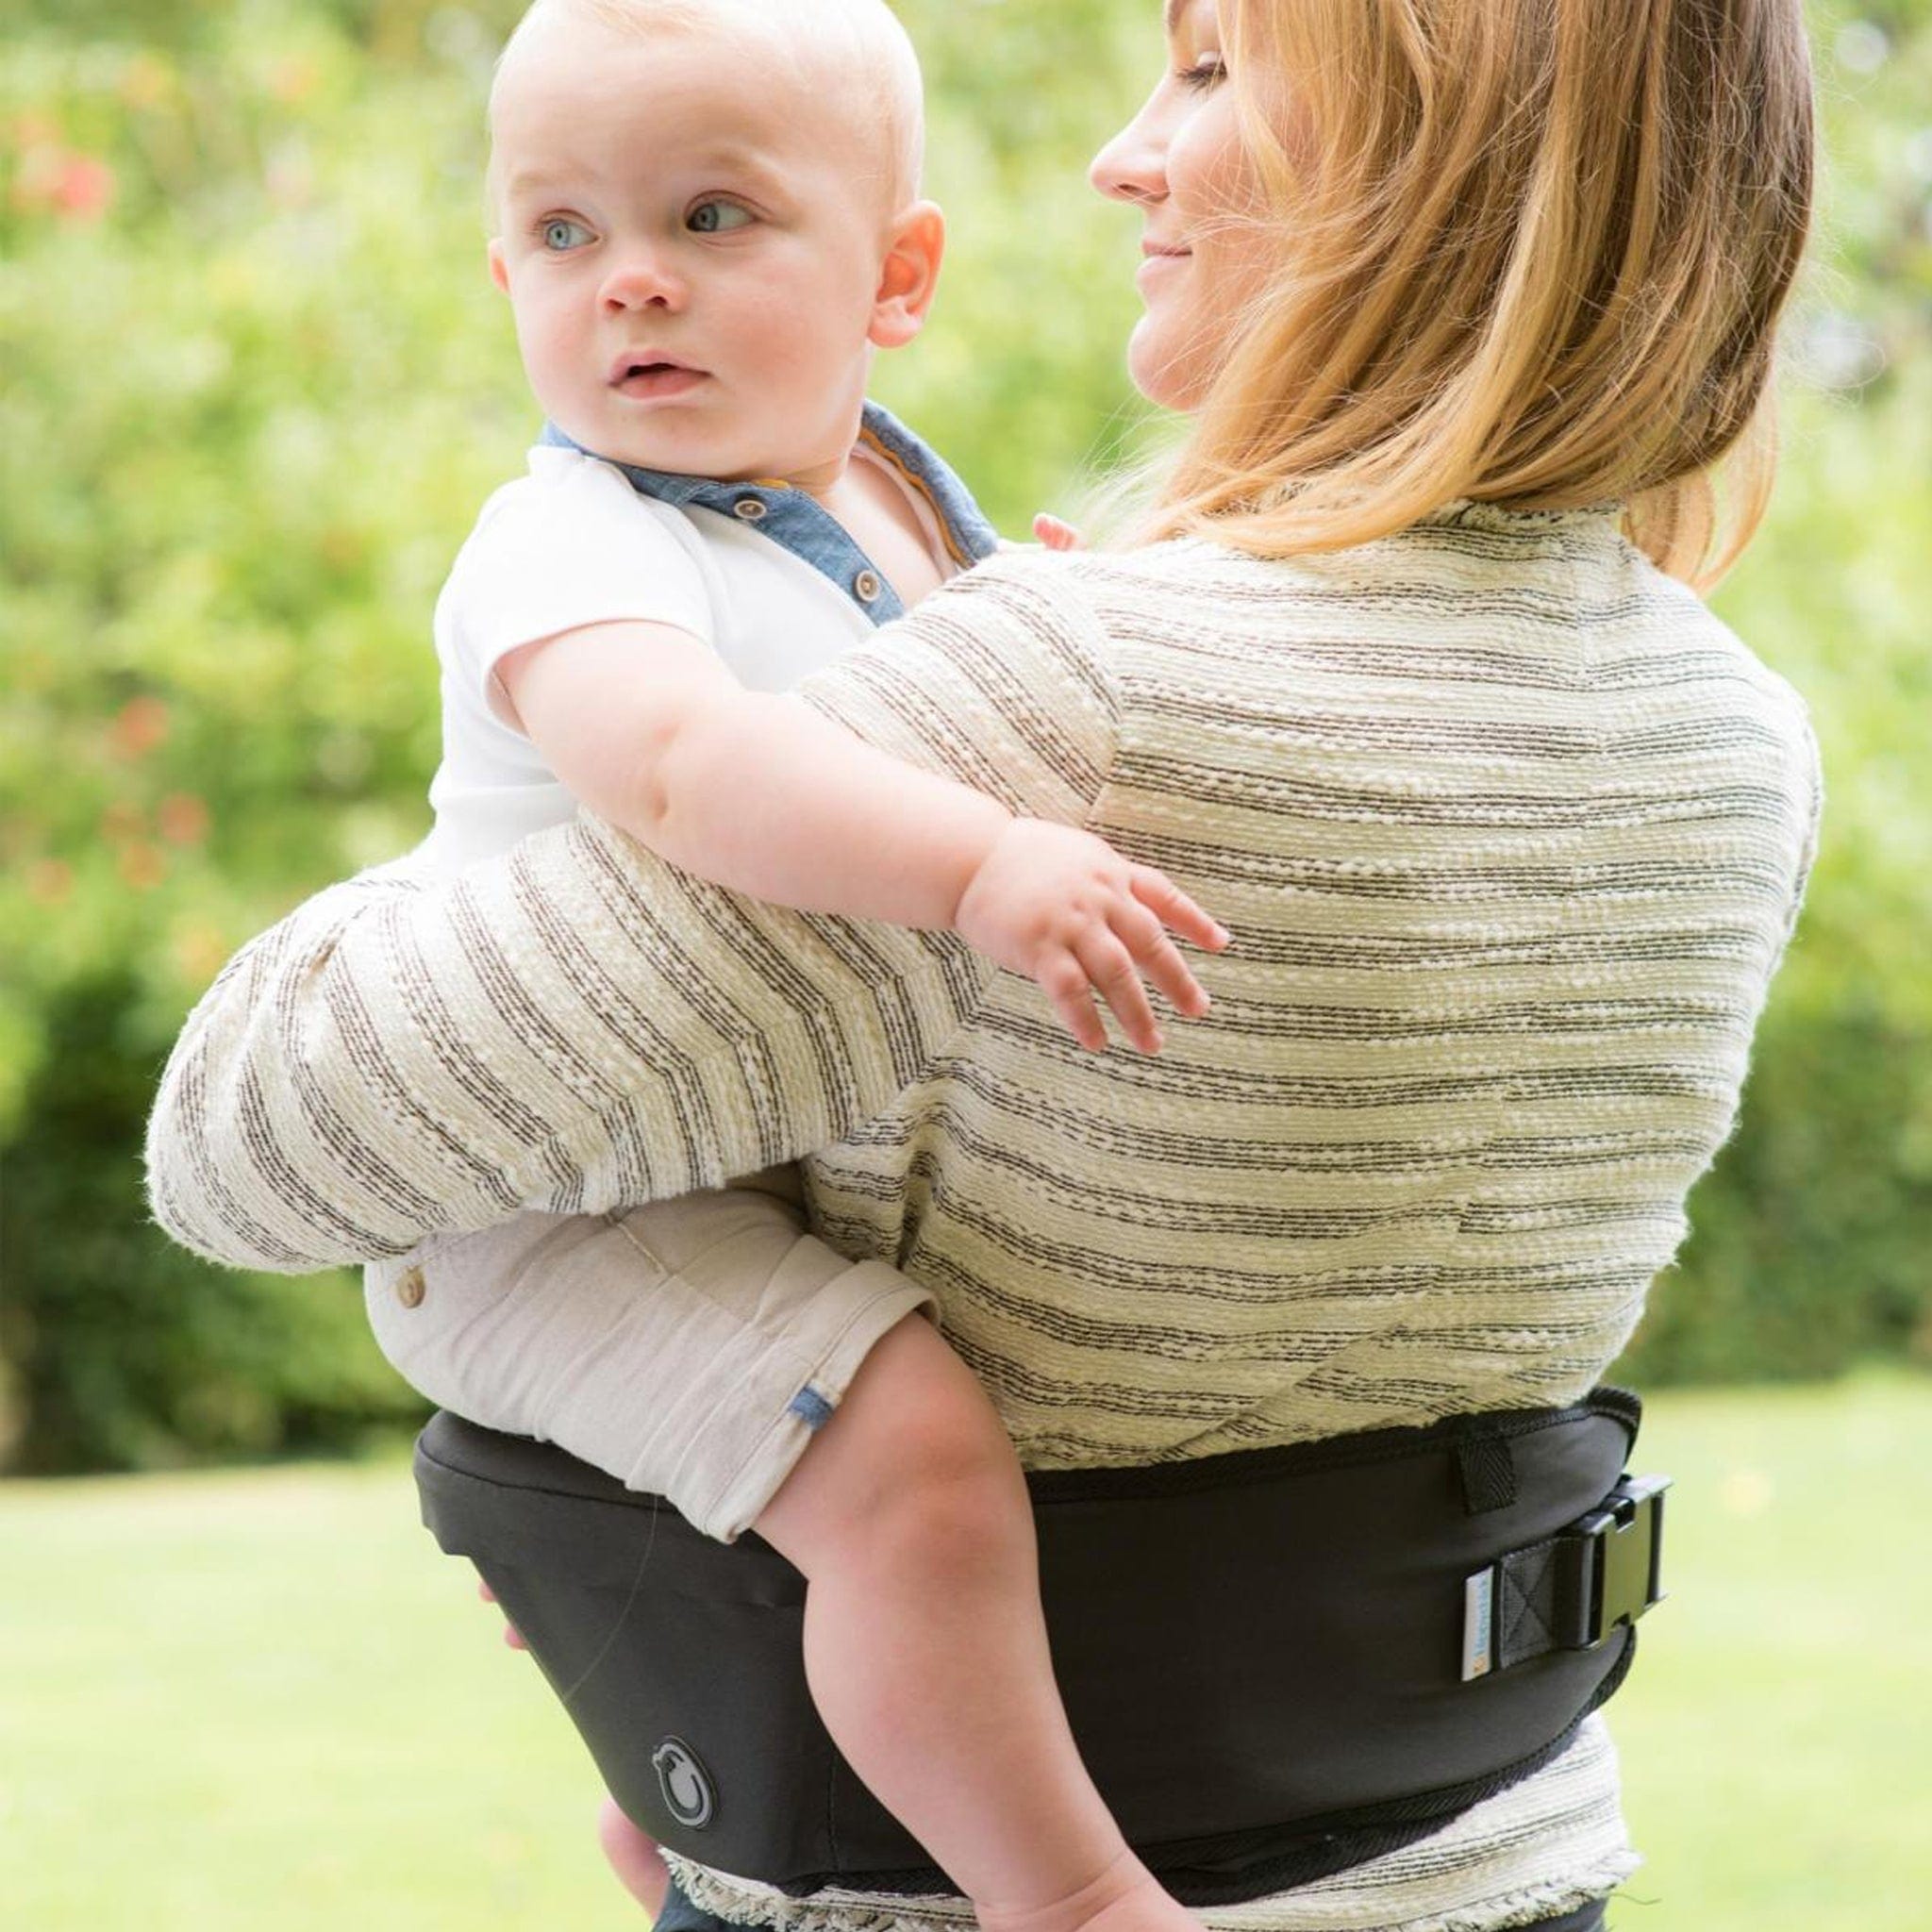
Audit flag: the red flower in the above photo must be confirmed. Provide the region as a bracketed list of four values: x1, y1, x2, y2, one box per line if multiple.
[11, 145, 117, 221]
[118, 841, 167, 891]
[53, 154, 115, 222]
[111, 695, 171, 759]
[157, 792, 211, 846]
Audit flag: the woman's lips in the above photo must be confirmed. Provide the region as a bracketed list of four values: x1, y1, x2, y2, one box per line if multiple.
[1138, 247, 1191, 285]
[611, 362, 709, 400]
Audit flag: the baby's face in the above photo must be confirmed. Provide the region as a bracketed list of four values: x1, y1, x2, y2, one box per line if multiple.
[489, 13, 902, 481]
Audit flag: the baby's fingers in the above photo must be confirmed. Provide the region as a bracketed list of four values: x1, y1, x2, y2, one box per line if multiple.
[1123, 915, 1214, 1023]
[1129, 866, 1230, 957]
[1040, 955, 1109, 1053]
[1074, 931, 1164, 1055]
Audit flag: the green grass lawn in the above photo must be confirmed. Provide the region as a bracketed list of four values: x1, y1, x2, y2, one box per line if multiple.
[3, 1376, 1927, 1931]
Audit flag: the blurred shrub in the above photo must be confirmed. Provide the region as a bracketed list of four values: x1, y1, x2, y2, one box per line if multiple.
[1, 1, 1927, 1472]
[0, 973, 426, 1472]
[1617, 0, 1932, 1381]
[1616, 357, 1932, 1383]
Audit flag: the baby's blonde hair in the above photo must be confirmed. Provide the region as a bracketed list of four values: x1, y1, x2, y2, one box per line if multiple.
[1143, 0, 1816, 591]
[487, 0, 925, 220]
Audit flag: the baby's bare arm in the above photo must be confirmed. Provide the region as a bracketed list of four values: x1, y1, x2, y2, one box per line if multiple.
[500, 618, 1006, 928]
[503, 620, 1227, 1053]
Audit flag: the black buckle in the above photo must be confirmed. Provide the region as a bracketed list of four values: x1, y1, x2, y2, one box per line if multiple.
[1569, 1473, 1670, 1648]
[1461, 1472, 1670, 1680]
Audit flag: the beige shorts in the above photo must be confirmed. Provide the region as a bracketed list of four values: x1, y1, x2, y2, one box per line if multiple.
[364, 1163, 938, 1544]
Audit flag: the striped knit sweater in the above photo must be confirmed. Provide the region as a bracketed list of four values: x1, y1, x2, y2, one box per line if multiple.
[145, 507, 1820, 1932]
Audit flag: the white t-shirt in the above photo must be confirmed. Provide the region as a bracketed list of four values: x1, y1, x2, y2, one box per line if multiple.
[421, 441, 955, 874]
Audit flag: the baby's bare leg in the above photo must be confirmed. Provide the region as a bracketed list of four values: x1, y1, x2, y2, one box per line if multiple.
[755, 1313, 1200, 1932]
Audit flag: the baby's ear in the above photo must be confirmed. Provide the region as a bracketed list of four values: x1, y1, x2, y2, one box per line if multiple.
[487, 238, 510, 294]
[869, 201, 945, 351]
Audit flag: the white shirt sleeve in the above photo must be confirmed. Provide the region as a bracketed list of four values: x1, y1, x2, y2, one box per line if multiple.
[423, 448, 724, 874]
[440, 447, 718, 727]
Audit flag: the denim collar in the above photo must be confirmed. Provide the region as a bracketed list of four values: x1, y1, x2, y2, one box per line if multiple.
[539, 402, 997, 626]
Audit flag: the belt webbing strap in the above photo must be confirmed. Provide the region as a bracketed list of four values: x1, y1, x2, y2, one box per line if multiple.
[1465, 1474, 1671, 1678]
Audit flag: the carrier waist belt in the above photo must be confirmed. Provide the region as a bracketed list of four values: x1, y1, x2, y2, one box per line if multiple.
[414, 1386, 1666, 1904]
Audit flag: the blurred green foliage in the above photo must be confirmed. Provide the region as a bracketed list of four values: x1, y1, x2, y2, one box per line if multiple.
[1, 1, 1927, 1472]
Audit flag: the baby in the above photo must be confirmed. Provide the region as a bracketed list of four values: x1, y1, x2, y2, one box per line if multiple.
[375, 6, 1224, 1932]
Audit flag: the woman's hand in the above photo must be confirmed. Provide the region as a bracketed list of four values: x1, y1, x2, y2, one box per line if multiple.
[952, 819, 1229, 1054]
[1033, 512, 1084, 551]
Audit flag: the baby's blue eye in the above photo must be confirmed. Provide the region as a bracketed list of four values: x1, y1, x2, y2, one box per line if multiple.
[541, 217, 592, 251]
[687, 200, 753, 235]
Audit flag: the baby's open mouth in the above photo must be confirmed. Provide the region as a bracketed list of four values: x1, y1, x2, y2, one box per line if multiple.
[610, 358, 709, 398]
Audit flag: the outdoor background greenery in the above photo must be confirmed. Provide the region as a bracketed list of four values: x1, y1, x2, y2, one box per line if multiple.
[2, 0, 1928, 1474]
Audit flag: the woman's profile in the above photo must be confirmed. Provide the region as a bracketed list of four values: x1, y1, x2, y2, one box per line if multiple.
[146, 4, 1822, 1930]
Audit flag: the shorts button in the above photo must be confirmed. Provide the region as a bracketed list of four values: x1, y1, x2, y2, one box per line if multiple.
[733, 496, 768, 522]
[854, 569, 882, 602]
[395, 1265, 426, 1308]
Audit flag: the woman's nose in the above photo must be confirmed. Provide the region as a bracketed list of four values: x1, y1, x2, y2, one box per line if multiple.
[1090, 103, 1168, 205]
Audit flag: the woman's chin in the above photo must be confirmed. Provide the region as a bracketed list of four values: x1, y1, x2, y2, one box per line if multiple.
[1127, 319, 1209, 414]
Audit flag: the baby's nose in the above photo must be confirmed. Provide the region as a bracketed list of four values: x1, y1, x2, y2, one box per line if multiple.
[600, 255, 686, 310]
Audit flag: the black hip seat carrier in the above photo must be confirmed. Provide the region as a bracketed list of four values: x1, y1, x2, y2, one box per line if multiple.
[414, 1388, 1668, 1904]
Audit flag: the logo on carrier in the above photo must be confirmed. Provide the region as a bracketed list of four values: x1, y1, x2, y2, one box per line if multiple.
[653, 1736, 718, 1828]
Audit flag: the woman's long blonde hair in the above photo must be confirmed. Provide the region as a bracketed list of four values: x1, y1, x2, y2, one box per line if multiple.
[1146, 0, 1815, 590]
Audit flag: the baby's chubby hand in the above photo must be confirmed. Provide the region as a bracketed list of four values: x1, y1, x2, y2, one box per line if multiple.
[952, 820, 1230, 1054]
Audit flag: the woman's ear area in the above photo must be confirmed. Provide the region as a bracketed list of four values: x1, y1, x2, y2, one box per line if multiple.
[488, 237, 510, 295]
[868, 200, 946, 350]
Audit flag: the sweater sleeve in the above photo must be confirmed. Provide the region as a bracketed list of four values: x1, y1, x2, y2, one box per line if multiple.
[144, 554, 1120, 1272]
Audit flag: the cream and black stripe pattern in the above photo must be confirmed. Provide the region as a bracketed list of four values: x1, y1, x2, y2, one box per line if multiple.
[146, 506, 1820, 1931]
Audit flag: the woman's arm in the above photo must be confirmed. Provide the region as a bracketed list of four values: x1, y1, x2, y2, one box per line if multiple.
[144, 555, 1121, 1273]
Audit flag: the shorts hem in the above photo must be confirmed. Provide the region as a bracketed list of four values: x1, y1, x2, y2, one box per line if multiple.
[673, 1270, 939, 1542]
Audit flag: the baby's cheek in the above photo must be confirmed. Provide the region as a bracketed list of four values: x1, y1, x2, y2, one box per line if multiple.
[522, 313, 586, 406]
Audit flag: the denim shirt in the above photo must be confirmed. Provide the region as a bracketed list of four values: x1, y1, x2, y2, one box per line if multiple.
[539, 401, 998, 628]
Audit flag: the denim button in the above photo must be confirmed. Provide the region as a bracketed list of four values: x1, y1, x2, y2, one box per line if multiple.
[854, 568, 883, 602]
[733, 497, 767, 523]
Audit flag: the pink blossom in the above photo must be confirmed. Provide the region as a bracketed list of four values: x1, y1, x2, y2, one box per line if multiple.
[158, 792, 211, 846]
[53, 154, 115, 222]
[111, 696, 171, 758]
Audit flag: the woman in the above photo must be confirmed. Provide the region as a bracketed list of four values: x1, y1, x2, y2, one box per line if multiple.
[146, 3, 1821, 1929]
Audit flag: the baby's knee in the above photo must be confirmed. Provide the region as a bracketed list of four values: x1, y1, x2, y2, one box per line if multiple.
[857, 1311, 1015, 1481]
[845, 1327, 1029, 1559]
